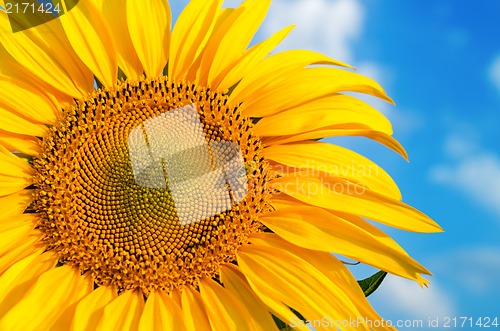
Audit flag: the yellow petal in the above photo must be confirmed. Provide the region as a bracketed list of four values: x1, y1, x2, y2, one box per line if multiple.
[0, 231, 43, 274]
[52, 277, 100, 331]
[237, 234, 381, 331]
[263, 125, 409, 160]
[238, 67, 392, 117]
[0, 77, 58, 125]
[95, 0, 143, 80]
[0, 214, 37, 257]
[138, 290, 186, 331]
[71, 286, 117, 331]
[180, 286, 211, 331]
[127, 0, 171, 77]
[185, 7, 236, 82]
[0, 11, 93, 97]
[0, 108, 47, 136]
[264, 141, 401, 199]
[228, 50, 352, 107]
[0, 251, 57, 309]
[198, 277, 255, 331]
[199, 0, 272, 87]
[216, 25, 294, 91]
[272, 174, 442, 233]
[170, 289, 182, 307]
[260, 206, 430, 281]
[0, 48, 74, 107]
[219, 264, 278, 330]
[59, 0, 117, 88]
[247, 233, 397, 331]
[0, 190, 32, 221]
[0, 145, 34, 196]
[0, 130, 40, 155]
[95, 290, 144, 331]
[254, 94, 392, 136]
[169, 0, 223, 80]
[0, 266, 93, 331]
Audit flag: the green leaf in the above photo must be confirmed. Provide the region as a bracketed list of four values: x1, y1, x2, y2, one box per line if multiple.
[357, 270, 387, 297]
[272, 307, 307, 330]
[272, 315, 292, 330]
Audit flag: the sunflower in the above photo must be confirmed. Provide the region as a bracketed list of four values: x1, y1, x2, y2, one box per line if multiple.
[0, 0, 442, 330]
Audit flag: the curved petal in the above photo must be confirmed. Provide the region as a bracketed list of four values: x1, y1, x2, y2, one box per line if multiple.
[238, 67, 393, 117]
[0, 214, 37, 256]
[216, 25, 294, 91]
[228, 50, 352, 107]
[264, 141, 401, 199]
[219, 264, 278, 330]
[95, 0, 143, 79]
[127, 0, 171, 77]
[138, 290, 186, 331]
[237, 234, 392, 331]
[59, 0, 117, 88]
[95, 290, 144, 331]
[180, 286, 212, 331]
[197, 0, 272, 87]
[0, 190, 32, 221]
[0, 231, 43, 274]
[0, 145, 34, 196]
[0, 47, 74, 107]
[0, 108, 48, 136]
[255, 234, 397, 330]
[0, 130, 40, 155]
[271, 174, 442, 233]
[0, 11, 93, 97]
[185, 7, 235, 82]
[254, 94, 392, 136]
[260, 206, 430, 282]
[169, 0, 223, 81]
[0, 266, 93, 331]
[198, 277, 255, 331]
[71, 286, 117, 331]
[262, 125, 409, 160]
[0, 251, 57, 309]
[0, 190, 33, 221]
[0, 77, 58, 125]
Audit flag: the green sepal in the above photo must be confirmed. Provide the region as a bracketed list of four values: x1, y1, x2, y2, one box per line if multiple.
[272, 307, 307, 330]
[357, 270, 387, 297]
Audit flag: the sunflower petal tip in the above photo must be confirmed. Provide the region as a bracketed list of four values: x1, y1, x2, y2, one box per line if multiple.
[416, 275, 431, 288]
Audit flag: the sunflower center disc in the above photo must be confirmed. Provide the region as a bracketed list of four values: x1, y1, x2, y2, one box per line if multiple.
[33, 77, 273, 294]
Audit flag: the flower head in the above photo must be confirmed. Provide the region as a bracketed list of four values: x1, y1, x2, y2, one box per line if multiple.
[0, 0, 441, 330]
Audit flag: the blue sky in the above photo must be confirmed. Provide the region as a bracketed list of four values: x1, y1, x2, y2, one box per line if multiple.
[174, 0, 500, 329]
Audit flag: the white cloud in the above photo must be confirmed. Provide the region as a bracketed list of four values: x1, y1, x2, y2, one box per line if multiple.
[430, 152, 500, 217]
[371, 275, 456, 321]
[261, 0, 364, 62]
[442, 134, 479, 159]
[490, 55, 500, 93]
[430, 247, 500, 296]
[430, 132, 500, 218]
